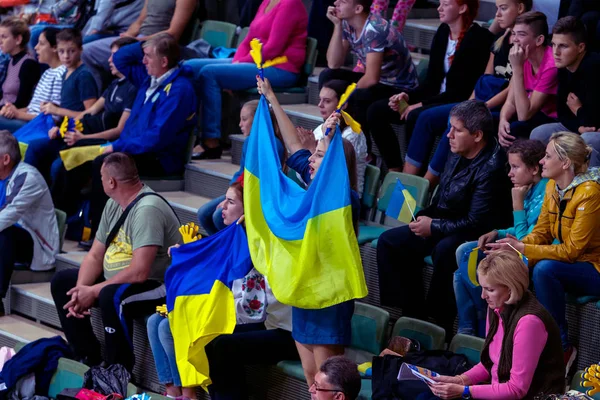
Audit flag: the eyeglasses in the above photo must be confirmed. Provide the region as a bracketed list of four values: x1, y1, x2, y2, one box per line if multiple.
[309, 382, 344, 394]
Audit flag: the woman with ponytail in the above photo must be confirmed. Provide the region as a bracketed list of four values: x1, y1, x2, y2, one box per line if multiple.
[487, 131, 600, 374]
[367, 0, 493, 172]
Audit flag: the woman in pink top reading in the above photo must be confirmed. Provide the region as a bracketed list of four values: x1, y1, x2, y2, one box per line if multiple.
[184, 0, 308, 159]
[429, 251, 564, 400]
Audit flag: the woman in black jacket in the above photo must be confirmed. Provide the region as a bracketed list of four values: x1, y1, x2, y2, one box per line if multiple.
[367, 0, 493, 171]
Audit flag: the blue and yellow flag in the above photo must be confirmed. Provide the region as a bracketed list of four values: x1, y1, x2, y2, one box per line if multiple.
[243, 96, 367, 309]
[385, 179, 417, 224]
[458, 246, 482, 288]
[165, 222, 253, 389]
[13, 114, 55, 157]
[60, 144, 105, 171]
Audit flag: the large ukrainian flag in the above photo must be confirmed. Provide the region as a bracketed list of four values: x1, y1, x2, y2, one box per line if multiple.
[165, 222, 253, 389]
[244, 96, 367, 309]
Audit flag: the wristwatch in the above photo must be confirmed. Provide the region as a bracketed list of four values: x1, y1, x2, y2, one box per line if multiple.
[462, 386, 472, 399]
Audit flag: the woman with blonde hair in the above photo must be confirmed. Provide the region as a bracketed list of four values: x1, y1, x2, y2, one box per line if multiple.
[487, 131, 600, 374]
[430, 250, 564, 399]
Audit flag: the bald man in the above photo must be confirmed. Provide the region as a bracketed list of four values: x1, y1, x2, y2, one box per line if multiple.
[50, 152, 180, 371]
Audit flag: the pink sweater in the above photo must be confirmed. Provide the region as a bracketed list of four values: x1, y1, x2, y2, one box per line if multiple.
[233, 0, 308, 74]
[463, 308, 548, 399]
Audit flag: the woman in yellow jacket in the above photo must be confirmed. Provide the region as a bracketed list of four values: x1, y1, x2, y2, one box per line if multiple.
[488, 131, 600, 374]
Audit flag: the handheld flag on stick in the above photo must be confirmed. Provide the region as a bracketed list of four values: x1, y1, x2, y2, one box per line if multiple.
[249, 38, 288, 80]
[324, 83, 361, 136]
[505, 242, 528, 266]
[166, 222, 253, 389]
[385, 179, 417, 224]
[243, 96, 367, 309]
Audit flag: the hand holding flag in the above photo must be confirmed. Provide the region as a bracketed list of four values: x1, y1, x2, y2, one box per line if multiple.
[324, 83, 361, 136]
[249, 38, 288, 80]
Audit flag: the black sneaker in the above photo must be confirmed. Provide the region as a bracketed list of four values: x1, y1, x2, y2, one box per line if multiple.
[192, 146, 223, 160]
[78, 240, 93, 251]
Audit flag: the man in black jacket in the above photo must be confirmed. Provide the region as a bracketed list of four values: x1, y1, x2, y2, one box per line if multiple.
[530, 16, 600, 167]
[377, 100, 512, 337]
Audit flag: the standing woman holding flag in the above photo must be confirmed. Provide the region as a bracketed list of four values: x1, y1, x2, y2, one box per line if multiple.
[487, 131, 600, 373]
[257, 76, 361, 385]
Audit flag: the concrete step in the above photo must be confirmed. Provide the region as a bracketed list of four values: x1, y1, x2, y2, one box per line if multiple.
[230, 134, 245, 165]
[0, 314, 63, 348]
[8, 282, 61, 329]
[158, 191, 211, 232]
[56, 251, 87, 272]
[282, 104, 322, 131]
[184, 156, 238, 198]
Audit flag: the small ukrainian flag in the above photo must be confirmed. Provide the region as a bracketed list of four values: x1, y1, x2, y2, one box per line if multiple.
[385, 179, 417, 224]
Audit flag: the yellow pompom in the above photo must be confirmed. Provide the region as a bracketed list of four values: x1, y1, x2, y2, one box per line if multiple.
[582, 364, 600, 396]
[250, 38, 263, 68]
[179, 222, 202, 244]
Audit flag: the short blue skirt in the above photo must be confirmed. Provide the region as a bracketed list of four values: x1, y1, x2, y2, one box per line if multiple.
[292, 300, 354, 346]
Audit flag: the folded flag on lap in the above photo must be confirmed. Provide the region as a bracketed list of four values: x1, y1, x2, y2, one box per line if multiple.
[243, 96, 367, 310]
[165, 222, 253, 389]
[13, 114, 55, 157]
[59, 144, 106, 171]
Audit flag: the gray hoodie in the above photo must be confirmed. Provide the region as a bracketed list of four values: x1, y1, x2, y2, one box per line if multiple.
[0, 162, 59, 271]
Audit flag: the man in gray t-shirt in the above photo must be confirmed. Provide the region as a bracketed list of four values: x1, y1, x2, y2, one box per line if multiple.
[51, 152, 180, 371]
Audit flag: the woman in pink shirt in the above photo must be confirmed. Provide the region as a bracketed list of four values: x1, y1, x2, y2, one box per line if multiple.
[185, 0, 308, 159]
[430, 251, 564, 399]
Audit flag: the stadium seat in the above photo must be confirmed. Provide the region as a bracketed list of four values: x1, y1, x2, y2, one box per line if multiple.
[286, 168, 306, 188]
[361, 164, 381, 212]
[416, 58, 429, 83]
[199, 20, 237, 48]
[55, 209, 67, 252]
[571, 370, 600, 399]
[236, 27, 250, 47]
[351, 302, 390, 355]
[566, 293, 600, 305]
[391, 317, 446, 351]
[449, 333, 485, 365]
[277, 302, 390, 383]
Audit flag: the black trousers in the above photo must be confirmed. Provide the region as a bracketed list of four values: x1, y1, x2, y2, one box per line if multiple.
[206, 324, 299, 400]
[509, 111, 557, 140]
[50, 268, 166, 371]
[367, 99, 438, 170]
[318, 68, 400, 152]
[0, 226, 33, 299]
[52, 151, 167, 239]
[376, 225, 470, 338]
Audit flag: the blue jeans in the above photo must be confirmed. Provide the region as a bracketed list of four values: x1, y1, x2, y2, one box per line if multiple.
[147, 313, 181, 386]
[24, 137, 64, 182]
[532, 259, 600, 349]
[405, 103, 456, 170]
[197, 194, 227, 235]
[83, 33, 117, 45]
[184, 59, 299, 140]
[453, 241, 487, 337]
[0, 116, 27, 133]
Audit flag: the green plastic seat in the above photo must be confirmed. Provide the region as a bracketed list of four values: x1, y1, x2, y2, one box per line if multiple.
[236, 27, 249, 47]
[416, 58, 429, 83]
[48, 358, 90, 399]
[357, 225, 387, 245]
[424, 255, 433, 266]
[362, 164, 381, 210]
[55, 209, 67, 252]
[277, 303, 390, 382]
[358, 379, 372, 400]
[286, 168, 305, 188]
[449, 334, 485, 365]
[352, 302, 390, 355]
[565, 293, 600, 305]
[392, 317, 446, 351]
[370, 238, 379, 248]
[571, 370, 600, 399]
[199, 20, 237, 48]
